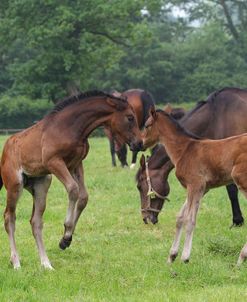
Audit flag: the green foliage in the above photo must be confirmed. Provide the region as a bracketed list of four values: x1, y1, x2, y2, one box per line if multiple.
[0, 95, 52, 128]
[1, 0, 247, 106]
[171, 23, 247, 102]
[0, 0, 162, 100]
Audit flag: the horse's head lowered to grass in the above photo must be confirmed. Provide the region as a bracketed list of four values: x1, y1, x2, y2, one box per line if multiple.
[136, 149, 172, 224]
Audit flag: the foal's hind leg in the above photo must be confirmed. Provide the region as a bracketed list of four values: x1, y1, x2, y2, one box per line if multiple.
[26, 176, 53, 269]
[4, 176, 23, 269]
[231, 170, 247, 265]
[234, 188, 247, 265]
[60, 163, 88, 249]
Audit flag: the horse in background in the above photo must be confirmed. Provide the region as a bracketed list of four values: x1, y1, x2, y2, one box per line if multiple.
[105, 89, 155, 168]
[142, 107, 247, 265]
[104, 127, 128, 167]
[0, 90, 143, 269]
[136, 87, 247, 226]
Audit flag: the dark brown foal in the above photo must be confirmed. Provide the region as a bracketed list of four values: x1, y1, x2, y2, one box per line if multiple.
[143, 108, 247, 265]
[0, 90, 143, 269]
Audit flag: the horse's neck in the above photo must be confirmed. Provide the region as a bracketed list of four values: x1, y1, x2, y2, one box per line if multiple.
[158, 114, 192, 165]
[57, 98, 113, 139]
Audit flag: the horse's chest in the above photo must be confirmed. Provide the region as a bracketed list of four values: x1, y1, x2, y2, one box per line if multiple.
[64, 145, 89, 168]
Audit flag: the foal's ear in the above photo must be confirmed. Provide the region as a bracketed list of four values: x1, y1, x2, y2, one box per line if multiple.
[163, 103, 172, 114]
[111, 90, 122, 98]
[140, 154, 146, 168]
[149, 106, 157, 119]
[107, 97, 127, 111]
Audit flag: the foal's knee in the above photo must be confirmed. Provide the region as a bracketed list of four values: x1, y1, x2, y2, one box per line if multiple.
[4, 207, 16, 232]
[68, 182, 79, 201]
[176, 215, 184, 229]
[77, 193, 88, 211]
[185, 219, 196, 233]
[30, 218, 43, 236]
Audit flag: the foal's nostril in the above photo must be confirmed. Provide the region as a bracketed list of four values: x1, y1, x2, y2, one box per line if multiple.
[130, 140, 143, 152]
[138, 141, 144, 151]
[143, 217, 148, 224]
[150, 215, 158, 225]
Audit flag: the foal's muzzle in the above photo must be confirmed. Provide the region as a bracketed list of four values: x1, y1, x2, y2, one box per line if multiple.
[129, 140, 143, 152]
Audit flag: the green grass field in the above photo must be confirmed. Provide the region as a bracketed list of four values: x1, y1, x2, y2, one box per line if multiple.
[0, 135, 247, 301]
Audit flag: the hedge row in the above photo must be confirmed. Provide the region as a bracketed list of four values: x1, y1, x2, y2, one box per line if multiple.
[0, 95, 105, 137]
[0, 95, 52, 129]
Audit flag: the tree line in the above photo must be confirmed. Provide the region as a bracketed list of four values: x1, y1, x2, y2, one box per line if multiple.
[0, 0, 247, 127]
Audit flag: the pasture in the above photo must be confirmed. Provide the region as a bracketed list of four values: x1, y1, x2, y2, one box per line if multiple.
[0, 135, 247, 301]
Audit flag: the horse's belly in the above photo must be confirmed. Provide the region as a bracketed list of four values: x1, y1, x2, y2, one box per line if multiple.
[21, 161, 49, 176]
[205, 170, 233, 188]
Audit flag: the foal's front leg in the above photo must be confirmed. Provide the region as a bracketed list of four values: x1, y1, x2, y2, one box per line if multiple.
[168, 200, 188, 263]
[180, 188, 204, 263]
[47, 159, 79, 250]
[71, 163, 88, 231]
[60, 163, 88, 249]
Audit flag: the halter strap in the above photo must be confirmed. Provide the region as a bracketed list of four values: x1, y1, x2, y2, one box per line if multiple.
[141, 159, 169, 213]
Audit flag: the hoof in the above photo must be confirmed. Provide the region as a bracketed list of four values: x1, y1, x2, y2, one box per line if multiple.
[11, 254, 21, 270]
[13, 263, 21, 270]
[168, 253, 177, 264]
[59, 236, 72, 250]
[182, 258, 190, 264]
[41, 261, 54, 270]
[236, 259, 243, 267]
[230, 220, 244, 228]
[130, 163, 136, 169]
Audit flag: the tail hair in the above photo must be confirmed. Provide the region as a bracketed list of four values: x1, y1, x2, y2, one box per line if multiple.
[141, 90, 156, 128]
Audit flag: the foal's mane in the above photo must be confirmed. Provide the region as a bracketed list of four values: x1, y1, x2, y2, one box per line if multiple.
[50, 90, 127, 114]
[157, 109, 201, 140]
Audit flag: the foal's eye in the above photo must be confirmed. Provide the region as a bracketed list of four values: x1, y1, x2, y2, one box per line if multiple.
[127, 115, 134, 122]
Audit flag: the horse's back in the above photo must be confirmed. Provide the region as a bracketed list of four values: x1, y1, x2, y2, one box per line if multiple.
[1, 121, 45, 177]
[183, 87, 247, 139]
[209, 88, 247, 138]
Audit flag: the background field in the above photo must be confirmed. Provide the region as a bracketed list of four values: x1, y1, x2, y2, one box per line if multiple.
[0, 136, 247, 301]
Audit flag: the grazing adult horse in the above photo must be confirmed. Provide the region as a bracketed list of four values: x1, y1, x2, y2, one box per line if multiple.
[137, 87, 247, 226]
[0, 90, 143, 269]
[142, 108, 247, 265]
[105, 89, 155, 168]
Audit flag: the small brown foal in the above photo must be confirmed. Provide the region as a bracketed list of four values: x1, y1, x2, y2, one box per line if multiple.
[143, 108, 247, 265]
